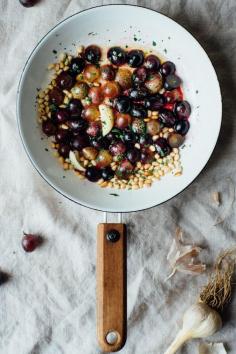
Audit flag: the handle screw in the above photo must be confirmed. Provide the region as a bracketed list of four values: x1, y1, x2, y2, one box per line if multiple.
[106, 229, 120, 243]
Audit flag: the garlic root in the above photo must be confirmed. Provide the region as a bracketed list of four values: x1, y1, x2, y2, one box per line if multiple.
[164, 303, 222, 354]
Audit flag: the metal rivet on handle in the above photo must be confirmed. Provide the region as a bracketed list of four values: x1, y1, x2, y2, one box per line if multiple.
[106, 331, 118, 345]
[106, 229, 120, 243]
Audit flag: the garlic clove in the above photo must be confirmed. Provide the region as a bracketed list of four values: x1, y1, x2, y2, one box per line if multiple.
[69, 151, 86, 172]
[199, 342, 227, 354]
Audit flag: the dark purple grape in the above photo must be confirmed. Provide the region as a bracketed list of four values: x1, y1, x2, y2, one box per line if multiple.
[71, 134, 89, 150]
[126, 148, 141, 163]
[19, 0, 39, 7]
[55, 129, 70, 143]
[85, 167, 101, 182]
[144, 94, 165, 110]
[42, 120, 56, 137]
[123, 130, 136, 144]
[68, 99, 83, 118]
[132, 67, 148, 86]
[174, 120, 190, 135]
[56, 72, 74, 90]
[49, 88, 64, 105]
[154, 138, 171, 157]
[128, 87, 149, 100]
[127, 50, 144, 68]
[160, 61, 176, 76]
[139, 134, 153, 147]
[101, 167, 114, 181]
[90, 136, 110, 150]
[101, 65, 116, 81]
[85, 45, 101, 64]
[140, 148, 154, 163]
[69, 57, 85, 75]
[164, 74, 181, 90]
[56, 109, 70, 123]
[107, 47, 127, 66]
[67, 119, 88, 134]
[159, 109, 177, 127]
[109, 141, 126, 156]
[114, 96, 131, 113]
[58, 143, 70, 158]
[174, 100, 191, 119]
[130, 104, 147, 118]
[144, 55, 160, 71]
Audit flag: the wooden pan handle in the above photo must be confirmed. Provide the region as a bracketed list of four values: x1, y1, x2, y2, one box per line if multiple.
[97, 223, 127, 352]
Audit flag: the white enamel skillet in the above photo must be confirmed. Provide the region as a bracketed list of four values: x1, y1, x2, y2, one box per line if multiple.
[17, 4, 222, 352]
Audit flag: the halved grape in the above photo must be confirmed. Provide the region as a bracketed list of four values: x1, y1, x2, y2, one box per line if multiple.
[82, 147, 98, 160]
[71, 82, 89, 100]
[115, 68, 132, 89]
[83, 64, 100, 82]
[146, 120, 161, 136]
[96, 150, 113, 168]
[145, 73, 163, 93]
[101, 64, 116, 81]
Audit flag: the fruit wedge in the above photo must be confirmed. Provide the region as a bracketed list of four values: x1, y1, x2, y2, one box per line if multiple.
[99, 104, 114, 136]
[69, 151, 86, 171]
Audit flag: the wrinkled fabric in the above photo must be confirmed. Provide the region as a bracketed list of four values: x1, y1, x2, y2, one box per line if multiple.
[0, 0, 236, 353]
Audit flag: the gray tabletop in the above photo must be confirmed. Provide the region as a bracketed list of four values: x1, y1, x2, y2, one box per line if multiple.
[0, 1, 236, 353]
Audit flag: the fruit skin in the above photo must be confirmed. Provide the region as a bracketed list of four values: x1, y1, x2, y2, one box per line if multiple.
[130, 104, 147, 118]
[174, 100, 191, 119]
[159, 109, 177, 127]
[140, 148, 154, 164]
[116, 159, 134, 179]
[19, 0, 38, 7]
[71, 134, 89, 150]
[144, 55, 160, 71]
[168, 133, 185, 148]
[164, 74, 181, 90]
[102, 81, 120, 99]
[22, 233, 42, 252]
[126, 148, 141, 163]
[83, 64, 100, 82]
[58, 144, 70, 158]
[84, 45, 101, 64]
[128, 87, 149, 100]
[85, 167, 101, 182]
[107, 47, 127, 66]
[88, 86, 104, 105]
[49, 88, 64, 105]
[160, 61, 176, 76]
[114, 96, 131, 114]
[71, 82, 89, 99]
[82, 105, 100, 122]
[68, 99, 83, 118]
[101, 167, 114, 181]
[55, 129, 70, 143]
[101, 64, 116, 81]
[154, 137, 171, 157]
[96, 150, 113, 168]
[115, 113, 131, 130]
[127, 50, 144, 68]
[109, 141, 126, 156]
[42, 120, 56, 136]
[145, 73, 163, 94]
[115, 68, 132, 89]
[69, 57, 85, 75]
[174, 120, 190, 135]
[132, 67, 148, 86]
[56, 72, 74, 90]
[146, 120, 161, 136]
[164, 87, 183, 103]
[144, 94, 165, 110]
[55, 109, 70, 123]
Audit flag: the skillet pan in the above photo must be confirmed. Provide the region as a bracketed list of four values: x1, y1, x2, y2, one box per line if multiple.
[17, 4, 222, 352]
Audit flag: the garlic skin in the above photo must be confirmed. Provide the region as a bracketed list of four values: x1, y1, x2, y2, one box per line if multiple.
[164, 302, 222, 354]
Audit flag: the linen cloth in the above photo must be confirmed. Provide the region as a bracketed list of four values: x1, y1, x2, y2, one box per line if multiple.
[0, 0, 236, 353]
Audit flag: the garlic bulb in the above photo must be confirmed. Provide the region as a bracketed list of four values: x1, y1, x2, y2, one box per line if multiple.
[164, 302, 222, 354]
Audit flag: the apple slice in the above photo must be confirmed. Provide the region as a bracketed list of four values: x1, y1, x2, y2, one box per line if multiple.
[99, 104, 114, 136]
[69, 151, 86, 172]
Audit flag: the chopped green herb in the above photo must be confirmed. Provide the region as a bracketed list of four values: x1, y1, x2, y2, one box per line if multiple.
[152, 41, 157, 46]
[125, 45, 128, 48]
[44, 148, 49, 152]
[49, 104, 57, 112]
[52, 49, 57, 54]
[196, 90, 199, 94]
[134, 36, 138, 42]
[164, 48, 167, 54]
[110, 193, 119, 197]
